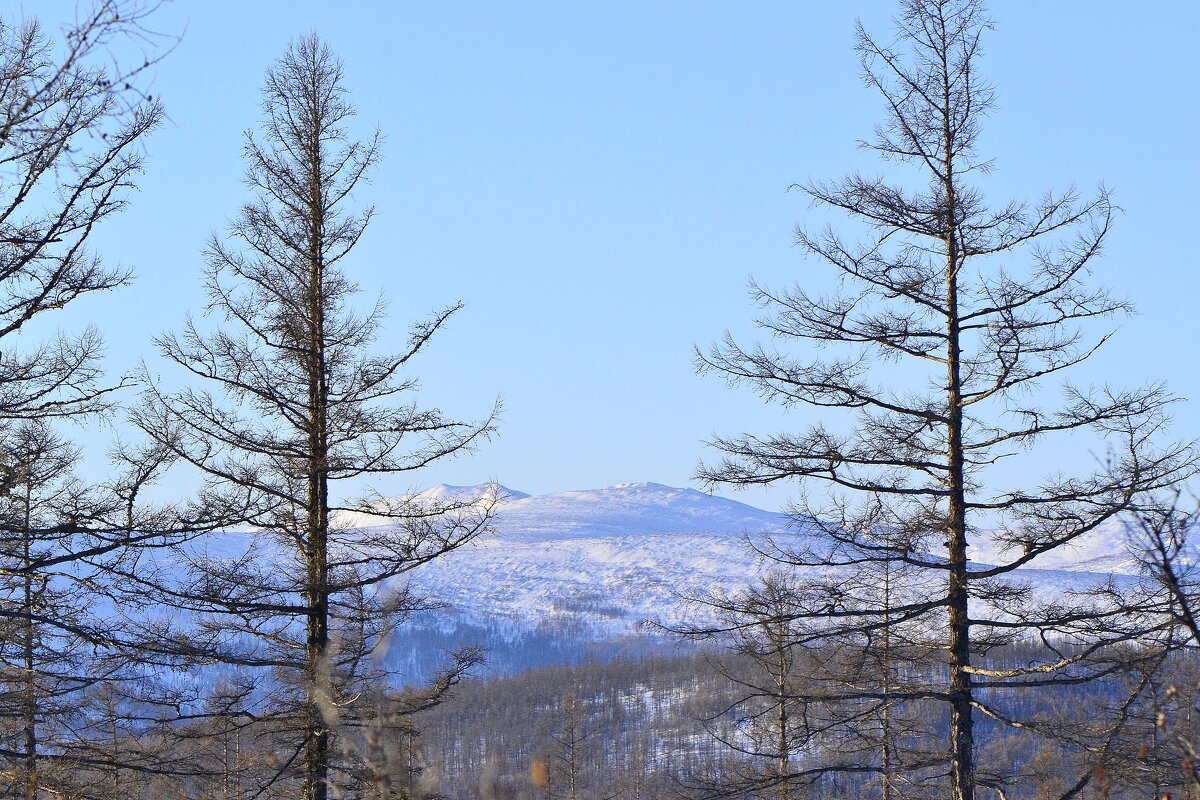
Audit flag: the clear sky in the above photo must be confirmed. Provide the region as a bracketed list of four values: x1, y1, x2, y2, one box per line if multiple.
[20, 1, 1200, 512]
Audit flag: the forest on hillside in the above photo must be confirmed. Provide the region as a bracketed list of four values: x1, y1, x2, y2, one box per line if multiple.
[0, 1, 1198, 799]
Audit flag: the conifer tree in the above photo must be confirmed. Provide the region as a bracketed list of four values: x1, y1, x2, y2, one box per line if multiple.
[134, 34, 497, 800]
[0, 3, 172, 795]
[696, 1, 1192, 797]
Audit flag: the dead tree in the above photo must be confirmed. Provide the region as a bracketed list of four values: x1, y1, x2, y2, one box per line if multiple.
[0, 1, 163, 452]
[0, 4, 173, 796]
[1124, 497, 1200, 793]
[545, 693, 591, 800]
[682, 573, 814, 799]
[0, 422, 90, 800]
[695, 1, 1192, 797]
[0, 426, 201, 800]
[680, 566, 937, 800]
[132, 34, 497, 800]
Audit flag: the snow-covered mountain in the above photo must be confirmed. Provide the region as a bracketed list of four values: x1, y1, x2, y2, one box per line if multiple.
[342, 481, 785, 541]
[469, 481, 788, 541]
[369, 482, 1160, 676]
[400, 482, 789, 631]
[137, 481, 1182, 681]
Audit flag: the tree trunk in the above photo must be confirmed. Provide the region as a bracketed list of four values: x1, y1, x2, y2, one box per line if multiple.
[303, 114, 331, 800]
[22, 484, 37, 800]
[23, 582, 37, 800]
[881, 548, 893, 800]
[944, 113, 975, 800]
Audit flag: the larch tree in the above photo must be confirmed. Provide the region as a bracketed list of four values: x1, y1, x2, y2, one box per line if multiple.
[0, 425, 188, 800]
[0, 0, 163, 441]
[0, 422, 89, 799]
[681, 564, 936, 800]
[0, 3, 175, 797]
[132, 34, 497, 800]
[1123, 496, 1200, 792]
[695, 1, 1191, 798]
[683, 572, 814, 799]
[543, 693, 591, 800]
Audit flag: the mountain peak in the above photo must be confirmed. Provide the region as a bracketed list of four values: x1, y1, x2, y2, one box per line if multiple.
[424, 483, 531, 502]
[492, 481, 787, 541]
[610, 481, 671, 490]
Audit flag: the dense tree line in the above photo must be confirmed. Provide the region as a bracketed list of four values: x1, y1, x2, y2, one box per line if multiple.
[4, 640, 1192, 799]
[0, 1, 1196, 799]
[332, 648, 1200, 800]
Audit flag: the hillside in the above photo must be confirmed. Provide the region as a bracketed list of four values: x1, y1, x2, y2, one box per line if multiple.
[375, 482, 1155, 678]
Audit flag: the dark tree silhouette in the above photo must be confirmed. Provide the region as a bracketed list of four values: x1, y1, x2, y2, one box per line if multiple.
[0, 1, 164, 448]
[695, 1, 1192, 797]
[1124, 496, 1200, 792]
[132, 34, 497, 800]
[0, 3, 174, 796]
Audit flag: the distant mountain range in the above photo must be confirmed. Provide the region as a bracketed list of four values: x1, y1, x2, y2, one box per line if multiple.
[373, 482, 1154, 678]
[396, 482, 788, 632]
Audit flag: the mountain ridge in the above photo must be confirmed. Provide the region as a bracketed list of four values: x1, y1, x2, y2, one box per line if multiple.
[171, 481, 1169, 677]
[396, 481, 1149, 626]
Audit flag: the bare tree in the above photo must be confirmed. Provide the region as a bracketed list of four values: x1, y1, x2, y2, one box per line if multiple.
[1124, 496, 1200, 793]
[0, 422, 91, 799]
[0, 1, 164, 451]
[132, 34, 498, 800]
[695, 1, 1192, 798]
[0, 427, 199, 800]
[1128, 497, 1200, 645]
[683, 573, 814, 799]
[544, 693, 592, 800]
[0, 4, 175, 796]
[681, 566, 940, 800]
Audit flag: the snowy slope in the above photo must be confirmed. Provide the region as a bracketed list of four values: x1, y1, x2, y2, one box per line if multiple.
[382, 483, 1158, 638]
[213, 482, 1169, 636]
[178, 482, 1183, 677]
[356, 482, 791, 638]
[154, 484, 1185, 681]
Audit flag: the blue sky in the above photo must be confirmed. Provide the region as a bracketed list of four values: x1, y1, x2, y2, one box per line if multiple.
[23, 2, 1200, 511]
